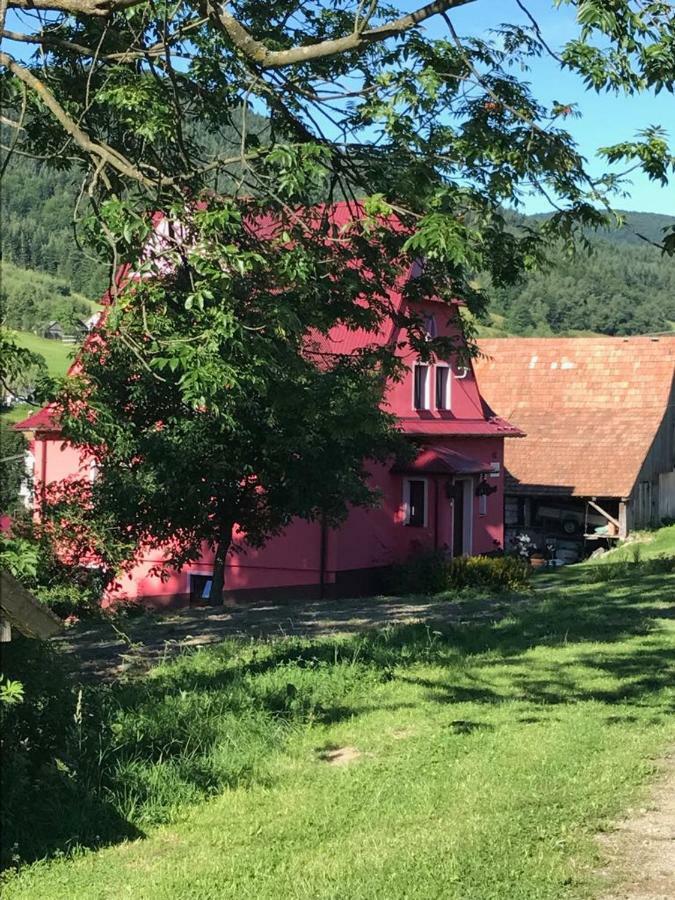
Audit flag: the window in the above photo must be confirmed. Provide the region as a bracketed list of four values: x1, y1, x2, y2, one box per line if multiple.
[423, 314, 437, 339]
[413, 364, 429, 410]
[479, 493, 488, 516]
[435, 365, 451, 410]
[405, 478, 427, 527]
[190, 574, 213, 603]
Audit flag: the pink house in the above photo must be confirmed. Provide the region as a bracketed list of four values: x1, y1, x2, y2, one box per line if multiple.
[16, 207, 521, 607]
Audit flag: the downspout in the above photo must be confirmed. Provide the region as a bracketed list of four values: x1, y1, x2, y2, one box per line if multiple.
[319, 513, 327, 599]
[39, 434, 47, 517]
[433, 477, 439, 550]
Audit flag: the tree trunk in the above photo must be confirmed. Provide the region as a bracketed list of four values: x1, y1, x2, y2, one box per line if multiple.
[208, 521, 233, 605]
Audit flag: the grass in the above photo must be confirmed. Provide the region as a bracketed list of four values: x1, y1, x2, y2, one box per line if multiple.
[2, 547, 674, 898]
[10, 330, 77, 378]
[586, 523, 675, 564]
[1, 331, 77, 425]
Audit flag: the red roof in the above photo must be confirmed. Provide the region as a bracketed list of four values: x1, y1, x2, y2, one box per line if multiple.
[398, 416, 522, 437]
[475, 336, 675, 497]
[394, 445, 492, 475]
[13, 404, 59, 433]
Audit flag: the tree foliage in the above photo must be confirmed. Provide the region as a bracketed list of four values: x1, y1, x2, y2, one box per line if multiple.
[1, 0, 673, 597]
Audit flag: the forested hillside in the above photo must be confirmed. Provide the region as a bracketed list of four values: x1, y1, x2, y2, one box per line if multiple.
[1, 262, 97, 333]
[491, 235, 675, 335]
[1, 151, 673, 337]
[2, 160, 108, 299]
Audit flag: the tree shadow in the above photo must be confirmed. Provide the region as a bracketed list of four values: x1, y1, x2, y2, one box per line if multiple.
[3, 566, 671, 870]
[1, 638, 145, 869]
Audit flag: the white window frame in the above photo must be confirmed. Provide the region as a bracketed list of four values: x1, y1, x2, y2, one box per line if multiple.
[412, 363, 430, 410]
[435, 363, 452, 411]
[403, 477, 428, 528]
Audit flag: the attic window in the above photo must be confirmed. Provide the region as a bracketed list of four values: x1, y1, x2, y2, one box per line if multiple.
[435, 365, 451, 410]
[423, 314, 437, 339]
[413, 364, 429, 410]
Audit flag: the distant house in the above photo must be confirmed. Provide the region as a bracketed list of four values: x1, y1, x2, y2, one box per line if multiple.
[475, 337, 675, 560]
[42, 319, 89, 343]
[15, 203, 522, 608]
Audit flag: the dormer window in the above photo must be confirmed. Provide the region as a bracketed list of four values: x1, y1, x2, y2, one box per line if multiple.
[435, 365, 451, 410]
[413, 364, 429, 410]
[423, 314, 437, 340]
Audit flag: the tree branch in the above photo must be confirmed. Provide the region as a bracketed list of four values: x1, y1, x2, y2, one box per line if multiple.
[0, 51, 154, 186]
[205, 0, 478, 70]
[1, 18, 206, 62]
[8, 0, 144, 15]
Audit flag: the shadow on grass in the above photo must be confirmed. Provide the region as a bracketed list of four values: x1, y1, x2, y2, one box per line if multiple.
[2, 565, 672, 870]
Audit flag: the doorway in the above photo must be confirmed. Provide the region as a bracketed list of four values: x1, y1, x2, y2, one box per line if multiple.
[449, 478, 473, 557]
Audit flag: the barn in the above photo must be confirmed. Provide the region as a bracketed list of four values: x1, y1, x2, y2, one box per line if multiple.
[474, 336, 675, 561]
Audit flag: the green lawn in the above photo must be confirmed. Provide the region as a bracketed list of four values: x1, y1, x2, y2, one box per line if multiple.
[586, 523, 675, 564]
[11, 330, 77, 378]
[1, 332, 77, 425]
[2, 550, 674, 898]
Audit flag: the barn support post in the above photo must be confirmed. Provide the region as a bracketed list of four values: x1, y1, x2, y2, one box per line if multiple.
[587, 499, 621, 530]
[619, 500, 629, 539]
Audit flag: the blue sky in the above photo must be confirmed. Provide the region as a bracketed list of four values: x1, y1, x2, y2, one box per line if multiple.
[442, 0, 674, 215]
[5, 2, 673, 214]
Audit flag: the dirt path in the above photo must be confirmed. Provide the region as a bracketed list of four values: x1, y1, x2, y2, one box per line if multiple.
[598, 755, 675, 900]
[52, 593, 525, 680]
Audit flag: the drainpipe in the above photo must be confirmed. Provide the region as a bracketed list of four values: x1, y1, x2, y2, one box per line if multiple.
[433, 477, 439, 550]
[319, 513, 327, 599]
[39, 434, 47, 518]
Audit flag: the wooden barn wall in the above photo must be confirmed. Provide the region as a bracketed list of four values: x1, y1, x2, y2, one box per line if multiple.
[629, 376, 675, 529]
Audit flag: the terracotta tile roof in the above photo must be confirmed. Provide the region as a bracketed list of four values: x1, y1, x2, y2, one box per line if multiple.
[474, 336, 675, 498]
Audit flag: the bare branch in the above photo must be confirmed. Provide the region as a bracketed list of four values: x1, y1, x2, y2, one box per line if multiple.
[1, 18, 206, 62]
[0, 51, 154, 186]
[205, 0, 478, 70]
[8, 0, 144, 16]
[515, 0, 563, 64]
[0, 80, 27, 179]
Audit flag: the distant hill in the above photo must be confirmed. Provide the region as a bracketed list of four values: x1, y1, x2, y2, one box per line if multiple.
[1, 262, 100, 334]
[1, 147, 673, 338]
[526, 209, 674, 248]
[488, 226, 675, 337]
[599, 211, 674, 247]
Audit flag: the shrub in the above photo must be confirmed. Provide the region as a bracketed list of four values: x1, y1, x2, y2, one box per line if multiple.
[387, 551, 530, 596]
[446, 555, 531, 592]
[0, 527, 107, 617]
[386, 550, 448, 595]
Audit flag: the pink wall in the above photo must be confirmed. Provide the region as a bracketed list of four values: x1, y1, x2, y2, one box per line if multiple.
[27, 303, 509, 606]
[333, 438, 504, 574]
[383, 302, 488, 424]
